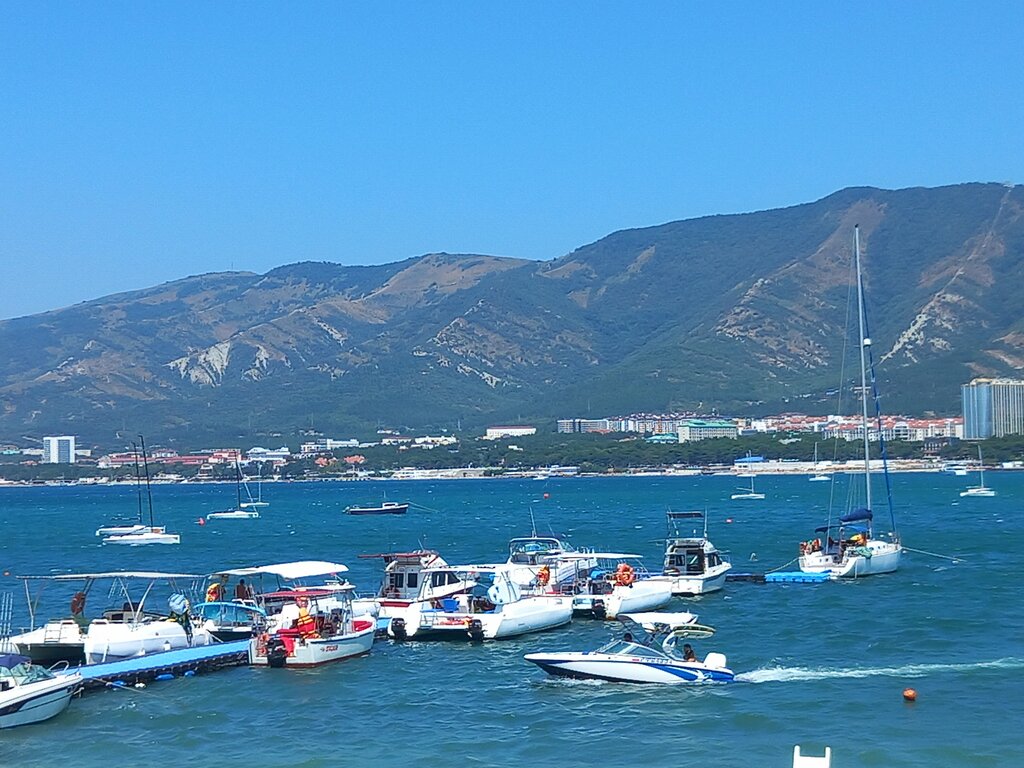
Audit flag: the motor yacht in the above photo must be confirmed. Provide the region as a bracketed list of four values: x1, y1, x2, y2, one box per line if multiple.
[661, 511, 732, 595]
[0, 654, 82, 729]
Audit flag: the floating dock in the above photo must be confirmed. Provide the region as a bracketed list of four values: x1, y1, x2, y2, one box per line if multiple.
[63, 640, 250, 691]
[727, 571, 831, 584]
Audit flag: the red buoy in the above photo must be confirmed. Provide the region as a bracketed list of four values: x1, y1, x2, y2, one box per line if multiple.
[903, 688, 917, 702]
[197, 517, 206, 526]
[543, 493, 550, 499]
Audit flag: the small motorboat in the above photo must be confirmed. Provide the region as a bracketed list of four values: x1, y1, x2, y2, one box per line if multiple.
[525, 612, 733, 684]
[344, 501, 409, 516]
[661, 511, 732, 596]
[0, 654, 82, 729]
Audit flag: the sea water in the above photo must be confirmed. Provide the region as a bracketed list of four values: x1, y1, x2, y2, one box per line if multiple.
[1, 473, 1021, 767]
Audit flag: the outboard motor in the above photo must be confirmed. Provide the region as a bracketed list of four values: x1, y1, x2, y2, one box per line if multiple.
[467, 619, 485, 642]
[266, 636, 289, 668]
[390, 617, 408, 641]
[592, 600, 607, 620]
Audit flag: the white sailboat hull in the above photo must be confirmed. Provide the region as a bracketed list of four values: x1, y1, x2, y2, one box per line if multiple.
[799, 540, 902, 578]
[960, 487, 996, 498]
[0, 674, 81, 729]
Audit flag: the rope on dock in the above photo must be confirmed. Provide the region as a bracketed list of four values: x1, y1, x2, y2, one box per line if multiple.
[903, 546, 961, 563]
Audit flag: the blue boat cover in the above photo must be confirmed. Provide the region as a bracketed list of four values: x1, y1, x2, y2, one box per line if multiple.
[840, 508, 873, 524]
[0, 653, 31, 669]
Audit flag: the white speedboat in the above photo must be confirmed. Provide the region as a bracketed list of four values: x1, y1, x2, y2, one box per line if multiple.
[249, 584, 374, 668]
[960, 446, 996, 497]
[525, 613, 733, 684]
[506, 533, 595, 589]
[661, 511, 732, 595]
[0, 654, 82, 729]
[553, 553, 672, 619]
[798, 228, 901, 579]
[385, 564, 572, 641]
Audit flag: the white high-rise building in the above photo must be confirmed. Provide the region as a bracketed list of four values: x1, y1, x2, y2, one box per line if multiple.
[962, 378, 1024, 439]
[42, 435, 77, 464]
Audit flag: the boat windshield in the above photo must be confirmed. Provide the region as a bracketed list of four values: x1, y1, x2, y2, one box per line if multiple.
[0, 661, 54, 685]
[508, 538, 565, 563]
[597, 639, 667, 659]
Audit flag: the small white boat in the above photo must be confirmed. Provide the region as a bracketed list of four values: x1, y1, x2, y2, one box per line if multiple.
[0, 654, 82, 729]
[100, 437, 180, 545]
[730, 475, 765, 501]
[960, 446, 996, 497]
[206, 510, 260, 520]
[809, 443, 831, 482]
[661, 511, 732, 595]
[10, 571, 213, 665]
[353, 549, 451, 629]
[103, 527, 180, 545]
[525, 612, 733, 684]
[249, 585, 374, 668]
[385, 564, 572, 641]
[552, 553, 672, 619]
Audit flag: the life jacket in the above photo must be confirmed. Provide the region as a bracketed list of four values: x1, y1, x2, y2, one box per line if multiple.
[295, 606, 318, 638]
[205, 583, 223, 602]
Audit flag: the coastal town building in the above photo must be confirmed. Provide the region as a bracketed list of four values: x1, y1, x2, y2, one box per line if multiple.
[299, 438, 359, 456]
[42, 435, 76, 464]
[246, 446, 292, 464]
[677, 419, 739, 442]
[557, 419, 612, 433]
[962, 378, 1024, 439]
[484, 426, 537, 440]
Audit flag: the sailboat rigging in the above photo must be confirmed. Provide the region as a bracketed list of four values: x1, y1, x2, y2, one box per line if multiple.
[102, 436, 181, 545]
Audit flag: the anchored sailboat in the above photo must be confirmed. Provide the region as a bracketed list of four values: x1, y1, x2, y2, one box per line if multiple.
[960, 445, 996, 497]
[797, 227, 901, 578]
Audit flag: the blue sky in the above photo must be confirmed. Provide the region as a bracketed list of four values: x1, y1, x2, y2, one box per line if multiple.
[1, 2, 1021, 319]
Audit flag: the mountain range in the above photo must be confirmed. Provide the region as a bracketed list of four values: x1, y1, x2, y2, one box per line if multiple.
[3, 182, 1023, 447]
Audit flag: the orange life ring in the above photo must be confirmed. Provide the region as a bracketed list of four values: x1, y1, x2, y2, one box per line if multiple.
[70, 592, 86, 615]
[537, 566, 550, 586]
[615, 564, 635, 586]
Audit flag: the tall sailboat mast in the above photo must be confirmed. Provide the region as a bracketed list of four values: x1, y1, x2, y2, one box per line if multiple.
[854, 226, 872, 514]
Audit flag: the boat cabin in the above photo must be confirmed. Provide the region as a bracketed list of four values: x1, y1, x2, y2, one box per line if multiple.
[359, 550, 448, 601]
[508, 537, 570, 565]
[663, 540, 725, 576]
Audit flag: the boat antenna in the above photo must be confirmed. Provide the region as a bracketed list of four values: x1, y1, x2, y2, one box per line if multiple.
[131, 440, 144, 523]
[139, 435, 155, 527]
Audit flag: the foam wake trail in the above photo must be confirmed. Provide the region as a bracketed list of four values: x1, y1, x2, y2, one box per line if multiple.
[736, 657, 1024, 684]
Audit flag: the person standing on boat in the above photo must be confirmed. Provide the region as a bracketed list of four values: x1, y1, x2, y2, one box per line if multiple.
[234, 579, 253, 601]
[294, 597, 319, 639]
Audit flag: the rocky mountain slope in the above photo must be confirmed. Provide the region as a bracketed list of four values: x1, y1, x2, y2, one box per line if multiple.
[2, 182, 1022, 445]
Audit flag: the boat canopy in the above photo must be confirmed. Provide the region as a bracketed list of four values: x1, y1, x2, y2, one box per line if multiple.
[260, 586, 353, 599]
[0, 654, 31, 669]
[17, 571, 201, 581]
[216, 561, 349, 580]
[358, 550, 438, 560]
[840, 508, 873, 524]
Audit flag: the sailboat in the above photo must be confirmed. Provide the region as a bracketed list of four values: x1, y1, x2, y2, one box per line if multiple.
[730, 475, 764, 500]
[960, 446, 996, 497]
[808, 442, 830, 482]
[797, 227, 901, 578]
[102, 436, 181, 545]
[240, 464, 270, 509]
[95, 442, 151, 537]
[208, 462, 261, 519]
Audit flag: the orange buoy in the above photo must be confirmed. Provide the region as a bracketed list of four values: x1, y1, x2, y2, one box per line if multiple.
[903, 688, 917, 702]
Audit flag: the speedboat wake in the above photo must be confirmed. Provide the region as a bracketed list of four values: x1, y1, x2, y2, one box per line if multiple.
[736, 657, 1024, 684]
